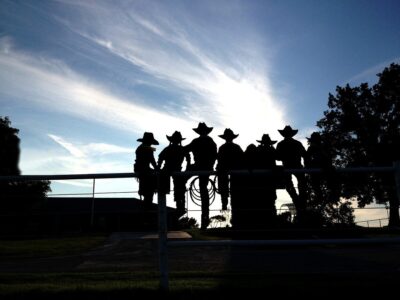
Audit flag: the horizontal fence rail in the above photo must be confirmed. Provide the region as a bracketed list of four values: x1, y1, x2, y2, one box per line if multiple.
[168, 237, 400, 247]
[0, 165, 396, 182]
[1, 163, 400, 291]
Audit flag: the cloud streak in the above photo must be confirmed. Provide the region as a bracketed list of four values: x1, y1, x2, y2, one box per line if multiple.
[347, 57, 400, 85]
[50, 0, 287, 144]
[1, 0, 289, 175]
[0, 39, 194, 138]
[48, 134, 132, 158]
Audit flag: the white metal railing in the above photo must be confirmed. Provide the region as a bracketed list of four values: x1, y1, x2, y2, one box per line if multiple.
[1, 163, 400, 290]
[355, 217, 389, 228]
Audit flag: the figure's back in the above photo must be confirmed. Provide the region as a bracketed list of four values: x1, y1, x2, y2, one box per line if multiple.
[217, 142, 243, 170]
[135, 144, 155, 172]
[159, 144, 186, 171]
[257, 145, 276, 169]
[187, 136, 217, 170]
[276, 138, 305, 168]
[306, 144, 331, 168]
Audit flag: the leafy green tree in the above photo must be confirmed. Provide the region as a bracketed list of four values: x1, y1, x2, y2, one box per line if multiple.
[304, 131, 355, 227]
[306, 178, 355, 227]
[316, 63, 400, 227]
[0, 116, 51, 215]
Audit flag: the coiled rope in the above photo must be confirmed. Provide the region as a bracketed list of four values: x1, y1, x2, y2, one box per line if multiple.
[188, 176, 218, 206]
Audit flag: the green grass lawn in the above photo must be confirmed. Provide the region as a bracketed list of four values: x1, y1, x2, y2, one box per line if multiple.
[1, 230, 399, 298]
[0, 271, 397, 298]
[0, 235, 106, 258]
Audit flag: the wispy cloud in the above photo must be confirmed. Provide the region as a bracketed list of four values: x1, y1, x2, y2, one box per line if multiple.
[48, 134, 132, 158]
[21, 134, 135, 189]
[347, 57, 400, 85]
[48, 134, 86, 158]
[1, 0, 289, 166]
[49, 0, 287, 144]
[0, 38, 194, 139]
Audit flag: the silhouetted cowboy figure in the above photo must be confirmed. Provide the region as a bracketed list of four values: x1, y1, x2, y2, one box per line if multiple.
[257, 134, 277, 172]
[216, 128, 243, 211]
[233, 143, 259, 229]
[186, 122, 217, 229]
[256, 134, 278, 224]
[134, 132, 159, 209]
[158, 131, 190, 217]
[306, 132, 340, 207]
[276, 125, 308, 222]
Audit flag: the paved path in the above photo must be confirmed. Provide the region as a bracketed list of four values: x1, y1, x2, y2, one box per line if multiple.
[1, 232, 400, 275]
[108, 231, 192, 241]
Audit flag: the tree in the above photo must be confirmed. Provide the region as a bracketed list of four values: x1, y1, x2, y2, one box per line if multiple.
[0, 117, 51, 229]
[316, 63, 400, 227]
[0, 116, 20, 176]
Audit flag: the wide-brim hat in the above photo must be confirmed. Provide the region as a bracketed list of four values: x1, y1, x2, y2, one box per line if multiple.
[219, 128, 239, 140]
[307, 132, 322, 143]
[257, 134, 277, 145]
[167, 131, 186, 143]
[278, 125, 298, 138]
[193, 122, 213, 135]
[137, 132, 159, 145]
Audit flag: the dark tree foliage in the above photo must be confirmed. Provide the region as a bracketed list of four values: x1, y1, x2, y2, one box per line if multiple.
[304, 134, 354, 227]
[305, 176, 355, 227]
[0, 116, 51, 215]
[316, 63, 400, 227]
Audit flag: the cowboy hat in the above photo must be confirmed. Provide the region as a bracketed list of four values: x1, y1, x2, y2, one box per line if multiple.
[278, 125, 298, 138]
[307, 132, 322, 144]
[137, 132, 159, 145]
[193, 122, 213, 135]
[257, 134, 277, 145]
[167, 131, 185, 143]
[219, 128, 239, 140]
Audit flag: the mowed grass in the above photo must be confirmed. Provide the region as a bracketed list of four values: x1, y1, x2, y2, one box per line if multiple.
[1, 230, 399, 298]
[0, 271, 397, 298]
[0, 235, 106, 258]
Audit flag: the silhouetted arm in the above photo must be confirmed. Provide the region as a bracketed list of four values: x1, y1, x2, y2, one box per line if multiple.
[184, 150, 191, 166]
[211, 139, 218, 170]
[150, 149, 158, 170]
[299, 143, 307, 166]
[184, 140, 194, 166]
[157, 149, 165, 169]
[275, 143, 283, 161]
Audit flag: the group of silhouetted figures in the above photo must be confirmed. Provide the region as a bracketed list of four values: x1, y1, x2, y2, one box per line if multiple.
[134, 122, 334, 229]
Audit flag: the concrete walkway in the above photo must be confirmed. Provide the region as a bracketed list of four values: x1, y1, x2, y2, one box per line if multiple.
[108, 231, 192, 241]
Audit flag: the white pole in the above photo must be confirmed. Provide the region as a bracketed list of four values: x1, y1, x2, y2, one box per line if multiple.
[90, 178, 96, 227]
[393, 161, 400, 221]
[157, 173, 169, 290]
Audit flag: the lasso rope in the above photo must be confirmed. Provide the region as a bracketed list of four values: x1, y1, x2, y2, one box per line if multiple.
[188, 176, 218, 206]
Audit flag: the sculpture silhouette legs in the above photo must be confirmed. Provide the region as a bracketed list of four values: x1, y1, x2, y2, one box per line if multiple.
[284, 173, 307, 223]
[218, 174, 229, 210]
[173, 176, 187, 217]
[199, 175, 210, 229]
[138, 173, 156, 210]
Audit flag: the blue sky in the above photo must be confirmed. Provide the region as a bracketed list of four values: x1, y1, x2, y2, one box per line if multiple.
[0, 0, 399, 222]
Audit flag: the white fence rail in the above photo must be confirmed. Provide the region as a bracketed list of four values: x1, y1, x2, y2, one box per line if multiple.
[1, 163, 400, 290]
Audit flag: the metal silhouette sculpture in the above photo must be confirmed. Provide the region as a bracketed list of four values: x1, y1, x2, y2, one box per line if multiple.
[158, 131, 190, 217]
[134, 132, 159, 209]
[216, 128, 243, 211]
[276, 125, 308, 223]
[185, 122, 217, 229]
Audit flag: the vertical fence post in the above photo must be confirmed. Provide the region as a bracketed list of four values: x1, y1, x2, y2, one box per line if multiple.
[157, 172, 169, 291]
[90, 178, 96, 227]
[393, 161, 400, 223]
